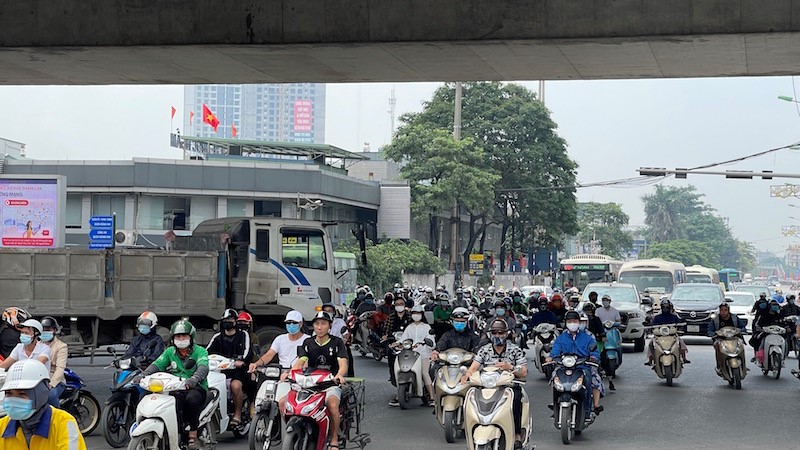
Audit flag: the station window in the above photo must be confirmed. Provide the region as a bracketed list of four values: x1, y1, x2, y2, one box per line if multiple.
[282, 229, 327, 270]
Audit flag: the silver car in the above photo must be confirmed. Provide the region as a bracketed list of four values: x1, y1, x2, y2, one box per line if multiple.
[580, 283, 647, 352]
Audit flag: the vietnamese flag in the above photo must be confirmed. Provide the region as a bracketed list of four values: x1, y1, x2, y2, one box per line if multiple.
[189, 111, 195, 125]
[170, 106, 176, 119]
[202, 104, 220, 132]
[232, 124, 238, 138]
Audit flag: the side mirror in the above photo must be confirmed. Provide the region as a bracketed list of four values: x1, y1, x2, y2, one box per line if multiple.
[106, 346, 116, 354]
[640, 297, 653, 306]
[429, 329, 436, 335]
[423, 338, 434, 347]
[341, 326, 349, 335]
[146, 340, 159, 349]
[724, 298, 733, 303]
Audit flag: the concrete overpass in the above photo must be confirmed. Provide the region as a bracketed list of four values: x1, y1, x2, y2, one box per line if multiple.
[3, 0, 800, 84]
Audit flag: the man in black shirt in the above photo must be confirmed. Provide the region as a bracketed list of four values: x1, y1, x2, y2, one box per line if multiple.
[291, 311, 349, 450]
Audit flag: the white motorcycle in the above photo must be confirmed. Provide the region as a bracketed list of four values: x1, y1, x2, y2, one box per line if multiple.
[127, 362, 225, 450]
[759, 324, 789, 379]
[248, 364, 283, 450]
[392, 333, 434, 410]
[531, 323, 559, 380]
[208, 354, 252, 437]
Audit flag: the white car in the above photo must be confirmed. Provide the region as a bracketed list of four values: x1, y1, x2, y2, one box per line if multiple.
[725, 291, 756, 334]
[520, 285, 554, 299]
[579, 283, 647, 352]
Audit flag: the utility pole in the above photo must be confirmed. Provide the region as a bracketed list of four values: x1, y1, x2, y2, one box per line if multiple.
[388, 87, 397, 136]
[538, 80, 546, 104]
[451, 82, 462, 285]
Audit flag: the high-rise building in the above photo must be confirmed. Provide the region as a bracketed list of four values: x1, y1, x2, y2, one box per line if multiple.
[182, 84, 326, 143]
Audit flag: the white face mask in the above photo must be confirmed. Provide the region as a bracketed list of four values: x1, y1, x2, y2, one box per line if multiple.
[411, 314, 423, 322]
[566, 323, 580, 333]
[395, 306, 405, 313]
[174, 338, 191, 349]
[602, 301, 611, 308]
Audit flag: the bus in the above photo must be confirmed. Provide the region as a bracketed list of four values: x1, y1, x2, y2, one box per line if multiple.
[719, 268, 741, 290]
[617, 258, 687, 295]
[686, 265, 720, 285]
[559, 254, 624, 291]
[334, 251, 358, 306]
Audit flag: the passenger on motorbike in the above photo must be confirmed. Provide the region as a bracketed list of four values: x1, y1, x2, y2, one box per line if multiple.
[587, 291, 599, 306]
[123, 311, 165, 366]
[1, 319, 51, 372]
[40, 316, 68, 408]
[140, 320, 209, 450]
[433, 294, 454, 326]
[354, 291, 377, 315]
[399, 305, 436, 406]
[236, 311, 260, 361]
[707, 303, 746, 374]
[461, 320, 527, 450]
[483, 300, 516, 335]
[752, 293, 770, 334]
[568, 295, 580, 311]
[547, 311, 603, 414]
[595, 295, 622, 324]
[377, 292, 396, 316]
[289, 311, 349, 450]
[781, 294, 800, 318]
[646, 299, 689, 365]
[249, 311, 309, 381]
[772, 289, 786, 306]
[581, 304, 605, 340]
[0, 307, 31, 360]
[384, 297, 411, 404]
[206, 308, 255, 429]
[750, 300, 786, 355]
[549, 294, 568, 323]
[529, 298, 559, 328]
[510, 290, 528, 315]
[350, 286, 368, 313]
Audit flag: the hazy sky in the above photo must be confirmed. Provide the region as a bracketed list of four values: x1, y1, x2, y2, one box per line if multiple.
[1, 77, 799, 255]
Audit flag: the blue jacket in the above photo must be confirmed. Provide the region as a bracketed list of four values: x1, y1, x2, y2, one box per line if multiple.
[529, 310, 559, 328]
[551, 330, 600, 361]
[707, 314, 746, 337]
[651, 313, 682, 326]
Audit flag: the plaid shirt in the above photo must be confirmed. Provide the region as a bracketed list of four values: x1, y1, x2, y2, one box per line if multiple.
[474, 342, 527, 372]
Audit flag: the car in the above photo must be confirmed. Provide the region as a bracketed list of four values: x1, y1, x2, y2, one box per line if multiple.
[579, 283, 647, 352]
[520, 285, 554, 299]
[732, 284, 774, 300]
[670, 283, 725, 336]
[724, 291, 755, 334]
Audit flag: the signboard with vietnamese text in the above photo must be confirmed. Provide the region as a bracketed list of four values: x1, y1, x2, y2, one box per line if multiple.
[0, 175, 66, 248]
[293, 100, 313, 132]
[469, 253, 485, 276]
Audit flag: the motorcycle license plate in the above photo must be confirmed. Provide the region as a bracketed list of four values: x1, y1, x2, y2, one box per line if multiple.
[687, 325, 700, 333]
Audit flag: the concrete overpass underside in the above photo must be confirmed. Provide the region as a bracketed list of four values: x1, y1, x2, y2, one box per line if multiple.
[3, 0, 800, 84]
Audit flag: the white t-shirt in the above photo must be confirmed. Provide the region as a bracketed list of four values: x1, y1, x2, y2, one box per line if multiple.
[269, 333, 310, 369]
[400, 322, 435, 359]
[10, 341, 52, 373]
[330, 318, 348, 339]
[596, 306, 621, 323]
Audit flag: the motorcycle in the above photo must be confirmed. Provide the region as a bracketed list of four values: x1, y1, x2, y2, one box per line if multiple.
[531, 323, 559, 380]
[713, 326, 747, 389]
[514, 315, 529, 348]
[433, 348, 474, 443]
[548, 355, 598, 445]
[61, 367, 102, 436]
[758, 324, 788, 379]
[248, 364, 283, 450]
[464, 366, 532, 450]
[352, 311, 387, 362]
[650, 324, 684, 386]
[393, 334, 434, 410]
[600, 321, 624, 390]
[128, 361, 222, 450]
[101, 347, 148, 447]
[208, 354, 252, 437]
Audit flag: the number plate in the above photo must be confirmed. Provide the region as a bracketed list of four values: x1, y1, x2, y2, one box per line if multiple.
[687, 325, 700, 333]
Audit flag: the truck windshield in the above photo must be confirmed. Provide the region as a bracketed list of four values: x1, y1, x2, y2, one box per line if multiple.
[282, 229, 327, 270]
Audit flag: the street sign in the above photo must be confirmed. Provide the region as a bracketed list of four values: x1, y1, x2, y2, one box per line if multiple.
[88, 216, 114, 230]
[89, 214, 115, 250]
[88, 242, 113, 250]
[88, 229, 114, 241]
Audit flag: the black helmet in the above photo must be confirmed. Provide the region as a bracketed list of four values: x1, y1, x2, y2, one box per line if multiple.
[488, 319, 509, 333]
[451, 307, 470, 320]
[41, 316, 61, 333]
[493, 299, 506, 308]
[582, 303, 596, 314]
[221, 308, 238, 321]
[564, 310, 581, 322]
[538, 297, 549, 307]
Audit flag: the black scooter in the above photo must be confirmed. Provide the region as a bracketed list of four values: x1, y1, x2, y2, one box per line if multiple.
[547, 354, 599, 445]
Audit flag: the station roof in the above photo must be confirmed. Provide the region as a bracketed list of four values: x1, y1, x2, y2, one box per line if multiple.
[179, 136, 368, 161]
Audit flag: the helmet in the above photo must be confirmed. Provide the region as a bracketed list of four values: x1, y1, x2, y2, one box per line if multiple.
[1, 359, 50, 391]
[221, 308, 238, 321]
[40, 316, 62, 333]
[137, 311, 158, 328]
[237, 311, 254, 323]
[436, 293, 450, 302]
[2, 307, 31, 327]
[411, 305, 425, 313]
[660, 298, 673, 308]
[759, 292, 767, 298]
[569, 295, 580, 304]
[551, 293, 563, 301]
[579, 313, 589, 323]
[170, 319, 196, 338]
[488, 319, 509, 333]
[538, 297, 549, 307]
[365, 291, 375, 300]
[451, 307, 470, 320]
[424, 287, 433, 294]
[312, 311, 333, 323]
[601, 294, 611, 302]
[564, 311, 581, 322]
[384, 293, 395, 302]
[582, 303, 596, 314]
[776, 289, 783, 294]
[394, 283, 401, 289]
[20, 319, 43, 336]
[493, 299, 506, 308]
[718, 302, 730, 310]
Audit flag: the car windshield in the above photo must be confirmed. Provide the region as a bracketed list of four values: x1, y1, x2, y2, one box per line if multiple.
[618, 270, 674, 294]
[725, 293, 755, 307]
[734, 285, 773, 299]
[687, 274, 712, 283]
[580, 286, 639, 307]
[671, 285, 723, 303]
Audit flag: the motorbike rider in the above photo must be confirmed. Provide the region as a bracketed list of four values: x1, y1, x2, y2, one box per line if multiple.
[549, 293, 568, 323]
[354, 291, 377, 316]
[510, 290, 528, 315]
[399, 305, 436, 406]
[289, 311, 349, 450]
[461, 319, 527, 450]
[123, 311, 165, 366]
[431, 307, 481, 377]
[0, 359, 87, 450]
[595, 294, 622, 324]
[529, 297, 559, 328]
[750, 300, 787, 361]
[781, 294, 800, 318]
[547, 311, 603, 415]
[236, 311, 260, 361]
[384, 297, 411, 406]
[322, 302, 354, 377]
[483, 299, 516, 335]
[350, 286, 368, 313]
[0, 308, 31, 360]
[249, 310, 309, 384]
[751, 293, 770, 334]
[568, 295, 581, 311]
[378, 292, 396, 316]
[645, 299, 690, 365]
[581, 303, 606, 340]
[1, 319, 51, 372]
[140, 319, 209, 450]
[707, 303, 746, 374]
[40, 317, 68, 408]
[772, 289, 786, 306]
[433, 293, 454, 340]
[206, 308, 255, 430]
[587, 291, 599, 306]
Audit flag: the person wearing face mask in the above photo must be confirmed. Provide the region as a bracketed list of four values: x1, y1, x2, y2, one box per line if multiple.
[646, 299, 689, 365]
[206, 308, 255, 430]
[39, 317, 68, 408]
[0, 320, 50, 373]
[350, 287, 368, 314]
[707, 303, 746, 374]
[354, 291, 377, 316]
[528, 297, 559, 329]
[750, 300, 786, 358]
[780, 294, 800, 318]
[751, 293, 770, 334]
[122, 311, 165, 367]
[581, 304, 605, 340]
[510, 290, 529, 316]
[1, 308, 31, 361]
[549, 294, 568, 323]
[236, 311, 260, 362]
[595, 294, 621, 324]
[400, 305, 436, 406]
[377, 292, 396, 316]
[587, 291, 599, 306]
[432, 307, 481, 363]
[383, 298, 411, 406]
[432, 293, 454, 340]
[547, 311, 603, 416]
[461, 320, 527, 450]
[0, 359, 87, 450]
[140, 320, 209, 449]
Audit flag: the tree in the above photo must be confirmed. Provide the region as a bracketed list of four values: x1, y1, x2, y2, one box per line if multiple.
[642, 185, 706, 242]
[393, 82, 579, 270]
[577, 202, 633, 258]
[646, 240, 718, 268]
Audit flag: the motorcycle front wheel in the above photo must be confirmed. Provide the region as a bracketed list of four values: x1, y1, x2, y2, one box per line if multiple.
[397, 383, 411, 410]
[733, 369, 742, 390]
[249, 410, 279, 450]
[70, 391, 102, 436]
[773, 354, 782, 380]
[101, 399, 133, 447]
[443, 410, 457, 443]
[559, 405, 572, 444]
[127, 432, 164, 450]
[664, 366, 674, 387]
[281, 427, 306, 450]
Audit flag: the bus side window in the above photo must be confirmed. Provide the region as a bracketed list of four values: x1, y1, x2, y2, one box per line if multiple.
[256, 230, 269, 262]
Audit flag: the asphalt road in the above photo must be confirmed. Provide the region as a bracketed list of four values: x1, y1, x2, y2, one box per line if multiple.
[77, 335, 800, 450]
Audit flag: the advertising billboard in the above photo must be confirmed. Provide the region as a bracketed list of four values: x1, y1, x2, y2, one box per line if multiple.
[0, 175, 66, 248]
[294, 100, 313, 132]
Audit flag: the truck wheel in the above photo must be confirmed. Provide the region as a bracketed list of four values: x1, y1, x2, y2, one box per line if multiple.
[256, 326, 285, 351]
[633, 336, 645, 353]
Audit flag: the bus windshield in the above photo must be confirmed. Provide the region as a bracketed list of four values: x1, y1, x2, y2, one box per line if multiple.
[560, 265, 613, 291]
[618, 270, 675, 294]
[687, 274, 712, 284]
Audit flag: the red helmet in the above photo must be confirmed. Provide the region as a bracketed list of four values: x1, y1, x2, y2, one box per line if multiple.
[236, 311, 253, 323]
[551, 293, 563, 301]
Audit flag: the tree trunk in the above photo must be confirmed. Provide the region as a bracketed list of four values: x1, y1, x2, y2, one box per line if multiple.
[429, 215, 437, 253]
[463, 212, 479, 268]
[437, 216, 445, 259]
[499, 220, 510, 272]
[478, 217, 488, 254]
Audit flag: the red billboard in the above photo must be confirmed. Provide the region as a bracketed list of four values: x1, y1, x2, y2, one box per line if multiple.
[294, 100, 313, 132]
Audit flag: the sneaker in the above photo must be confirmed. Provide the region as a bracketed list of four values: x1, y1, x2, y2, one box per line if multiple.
[388, 398, 399, 407]
[683, 359, 691, 364]
[644, 361, 653, 366]
[593, 405, 604, 415]
[514, 440, 523, 450]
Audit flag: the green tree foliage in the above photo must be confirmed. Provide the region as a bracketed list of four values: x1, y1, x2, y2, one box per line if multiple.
[642, 185, 706, 242]
[578, 202, 633, 258]
[337, 238, 445, 294]
[646, 239, 718, 268]
[389, 82, 578, 269]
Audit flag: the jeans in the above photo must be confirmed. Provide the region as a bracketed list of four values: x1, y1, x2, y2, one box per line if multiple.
[48, 383, 66, 407]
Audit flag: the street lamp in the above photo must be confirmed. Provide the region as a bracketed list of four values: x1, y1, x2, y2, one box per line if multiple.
[779, 95, 800, 104]
[296, 193, 322, 219]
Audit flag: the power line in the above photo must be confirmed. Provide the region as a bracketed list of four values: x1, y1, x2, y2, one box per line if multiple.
[498, 175, 666, 192]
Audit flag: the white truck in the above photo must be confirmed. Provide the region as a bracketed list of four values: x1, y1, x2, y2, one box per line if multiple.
[0, 217, 357, 355]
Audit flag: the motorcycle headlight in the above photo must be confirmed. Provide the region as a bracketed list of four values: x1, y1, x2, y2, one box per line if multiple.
[480, 372, 501, 389]
[264, 367, 281, 378]
[403, 341, 412, 350]
[285, 402, 294, 414]
[571, 377, 584, 392]
[148, 379, 164, 393]
[447, 354, 463, 365]
[562, 355, 577, 368]
[119, 359, 132, 370]
[552, 375, 564, 391]
[300, 397, 324, 416]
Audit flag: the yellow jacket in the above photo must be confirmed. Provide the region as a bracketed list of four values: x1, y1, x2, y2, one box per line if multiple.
[0, 405, 86, 450]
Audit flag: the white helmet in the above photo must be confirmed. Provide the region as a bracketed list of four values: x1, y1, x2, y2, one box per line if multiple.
[411, 305, 425, 313]
[19, 319, 43, 336]
[1, 359, 50, 391]
[137, 311, 158, 327]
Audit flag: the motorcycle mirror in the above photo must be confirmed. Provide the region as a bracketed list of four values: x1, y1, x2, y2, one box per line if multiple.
[640, 297, 653, 306]
[459, 366, 468, 373]
[106, 346, 116, 354]
[184, 359, 197, 370]
[724, 298, 733, 303]
[429, 329, 436, 335]
[146, 339, 159, 349]
[341, 326, 349, 335]
[423, 338, 433, 347]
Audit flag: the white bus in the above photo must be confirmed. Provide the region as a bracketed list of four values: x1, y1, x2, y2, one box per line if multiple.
[686, 265, 720, 285]
[559, 254, 624, 291]
[618, 258, 687, 295]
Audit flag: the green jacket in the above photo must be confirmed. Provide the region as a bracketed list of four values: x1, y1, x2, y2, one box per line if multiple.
[433, 306, 453, 322]
[151, 344, 209, 390]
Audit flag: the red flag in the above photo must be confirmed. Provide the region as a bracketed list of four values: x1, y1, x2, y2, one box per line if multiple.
[189, 111, 195, 125]
[170, 106, 176, 119]
[202, 104, 220, 132]
[231, 124, 238, 138]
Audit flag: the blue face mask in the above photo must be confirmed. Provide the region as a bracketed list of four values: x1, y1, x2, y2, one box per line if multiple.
[3, 397, 34, 420]
[286, 323, 301, 334]
[491, 336, 505, 346]
[771, 305, 780, 313]
[496, 308, 506, 317]
[759, 301, 767, 309]
[19, 334, 33, 345]
[365, 298, 374, 304]
[138, 325, 152, 335]
[40, 331, 54, 342]
[453, 322, 467, 332]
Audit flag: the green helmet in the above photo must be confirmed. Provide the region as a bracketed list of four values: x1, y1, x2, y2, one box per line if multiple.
[170, 319, 196, 338]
